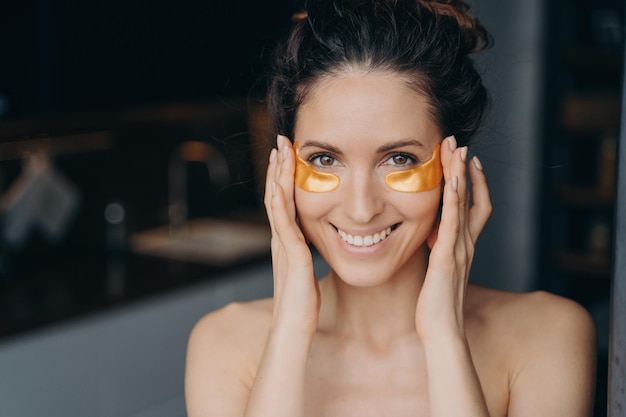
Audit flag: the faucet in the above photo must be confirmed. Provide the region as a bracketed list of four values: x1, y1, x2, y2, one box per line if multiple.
[168, 141, 230, 235]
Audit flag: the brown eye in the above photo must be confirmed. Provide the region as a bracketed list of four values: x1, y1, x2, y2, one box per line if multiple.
[384, 153, 417, 167]
[392, 154, 409, 165]
[310, 153, 338, 167]
[319, 155, 335, 166]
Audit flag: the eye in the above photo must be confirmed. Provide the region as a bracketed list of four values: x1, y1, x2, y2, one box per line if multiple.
[309, 153, 338, 167]
[383, 153, 418, 167]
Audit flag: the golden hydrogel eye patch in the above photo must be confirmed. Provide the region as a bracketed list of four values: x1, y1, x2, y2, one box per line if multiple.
[385, 144, 443, 192]
[293, 141, 443, 193]
[293, 141, 340, 192]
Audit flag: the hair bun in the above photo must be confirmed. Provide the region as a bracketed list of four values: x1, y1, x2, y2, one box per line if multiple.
[417, 0, 492, 53]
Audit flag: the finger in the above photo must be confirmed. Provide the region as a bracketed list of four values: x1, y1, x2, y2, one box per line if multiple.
[440, 135, 457, 182]
[441, 142, 468, 245]
[431, 136, 460, 254]
[453, 146, 469, 235]
[275, 135, 283, 185]
[276, 135, 297, 220]
[271, 182, 309, 260]
[468, 155, 492, 243]
[431, 170, 460, 259]
[264, 147, 279, 232]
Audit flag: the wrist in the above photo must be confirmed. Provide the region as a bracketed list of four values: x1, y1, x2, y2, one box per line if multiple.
[417, 317, 467, 348]
[420, 329, 473, 378]
[269, 317, 317, 346]
[271, 303, 319, 338]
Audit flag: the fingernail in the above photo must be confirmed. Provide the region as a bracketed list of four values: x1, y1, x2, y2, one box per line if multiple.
[461, 146, 468, 162]
[448, 136, 457, 151]
[269, 148, 277, 163]
[277, 134, 285, 148]
[472, 156, 483, 171]
[451, 176, 458, 191]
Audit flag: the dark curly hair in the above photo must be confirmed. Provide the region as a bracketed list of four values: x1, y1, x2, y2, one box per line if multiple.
[266, 0, 493, 146]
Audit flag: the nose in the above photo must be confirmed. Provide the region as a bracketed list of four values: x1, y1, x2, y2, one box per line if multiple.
[341, 169, 384, 224]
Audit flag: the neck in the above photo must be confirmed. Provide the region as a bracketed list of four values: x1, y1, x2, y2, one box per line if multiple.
[317, 246, 429, 344]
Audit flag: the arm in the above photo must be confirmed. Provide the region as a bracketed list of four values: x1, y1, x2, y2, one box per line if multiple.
[245, 135, 321, 417]
[185, 135, 318, 417]
[507, 293, 597, 417]
[417, 136, 492, 416]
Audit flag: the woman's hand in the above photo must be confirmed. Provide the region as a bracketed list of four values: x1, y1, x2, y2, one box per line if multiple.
[264, 135, 320, 335]
[239, 135, 320, 417]
[415, 136, 493, 417]
[416, 135, 492, 339]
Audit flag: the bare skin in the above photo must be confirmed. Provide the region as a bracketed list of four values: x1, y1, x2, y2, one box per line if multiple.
[185, 73, 596, 417]
[186, 285, 596, 417]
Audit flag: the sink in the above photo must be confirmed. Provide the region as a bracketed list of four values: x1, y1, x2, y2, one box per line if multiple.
[128, 218, 272, 266]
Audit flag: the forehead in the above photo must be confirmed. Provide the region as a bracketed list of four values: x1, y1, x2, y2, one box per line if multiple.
[294, 73, 442, 149]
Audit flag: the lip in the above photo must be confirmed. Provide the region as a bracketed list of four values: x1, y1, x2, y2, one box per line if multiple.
[331, 223, 399, 256]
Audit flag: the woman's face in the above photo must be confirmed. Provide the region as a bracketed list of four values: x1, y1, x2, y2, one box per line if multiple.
[293, 72, 443, 287]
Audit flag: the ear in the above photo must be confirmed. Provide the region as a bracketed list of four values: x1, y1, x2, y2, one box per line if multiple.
[427, 220, 439, 250]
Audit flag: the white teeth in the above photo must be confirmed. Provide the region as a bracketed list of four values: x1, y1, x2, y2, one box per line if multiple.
[337, 226, 394, 247]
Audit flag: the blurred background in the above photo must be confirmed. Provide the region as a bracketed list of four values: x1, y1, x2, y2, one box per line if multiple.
[0, 0, 623, 416]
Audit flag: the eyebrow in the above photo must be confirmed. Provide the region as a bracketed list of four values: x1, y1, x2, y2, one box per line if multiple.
[376, 139, 425, 153]
[299, 138, 425, 155]
[299, 140, 344, 155]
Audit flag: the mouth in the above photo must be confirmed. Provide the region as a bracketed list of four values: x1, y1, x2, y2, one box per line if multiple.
[334, 224, 399, 248]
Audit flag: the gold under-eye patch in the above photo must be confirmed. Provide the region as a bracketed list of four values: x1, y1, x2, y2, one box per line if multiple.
[293, 141, 443, 193]
[294, 141, 340, 192]
[385, 143, 443, 192]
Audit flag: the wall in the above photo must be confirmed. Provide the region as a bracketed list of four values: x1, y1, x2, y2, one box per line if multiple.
[467, 0, 546, 291]
[0, 261, 272, 417]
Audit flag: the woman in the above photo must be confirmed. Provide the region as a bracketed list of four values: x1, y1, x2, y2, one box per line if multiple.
[185, 1, 597, 416]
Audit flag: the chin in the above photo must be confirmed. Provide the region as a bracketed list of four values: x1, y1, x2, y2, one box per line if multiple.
[318, 243, 427, 288]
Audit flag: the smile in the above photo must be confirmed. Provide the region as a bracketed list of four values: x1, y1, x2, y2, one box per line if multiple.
[335, 224, 398, 247]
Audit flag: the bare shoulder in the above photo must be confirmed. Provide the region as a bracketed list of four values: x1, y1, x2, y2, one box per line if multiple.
[189, 297, 273, 359]
[185, 298, 273, 417]
[466, 284, 597, 416]
[192, 297, 274, 332]
[466, 284, 596, 346]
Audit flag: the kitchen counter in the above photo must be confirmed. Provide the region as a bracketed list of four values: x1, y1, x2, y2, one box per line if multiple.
[0, 232, 271, 341]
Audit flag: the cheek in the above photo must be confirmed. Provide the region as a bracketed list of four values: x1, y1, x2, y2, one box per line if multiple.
[294, 188, 309, 219]
[294, 188, 306, 209]
[294, 188, 336, 244]
[394, 188, 442, 223]
[294, 188, 332, 222]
